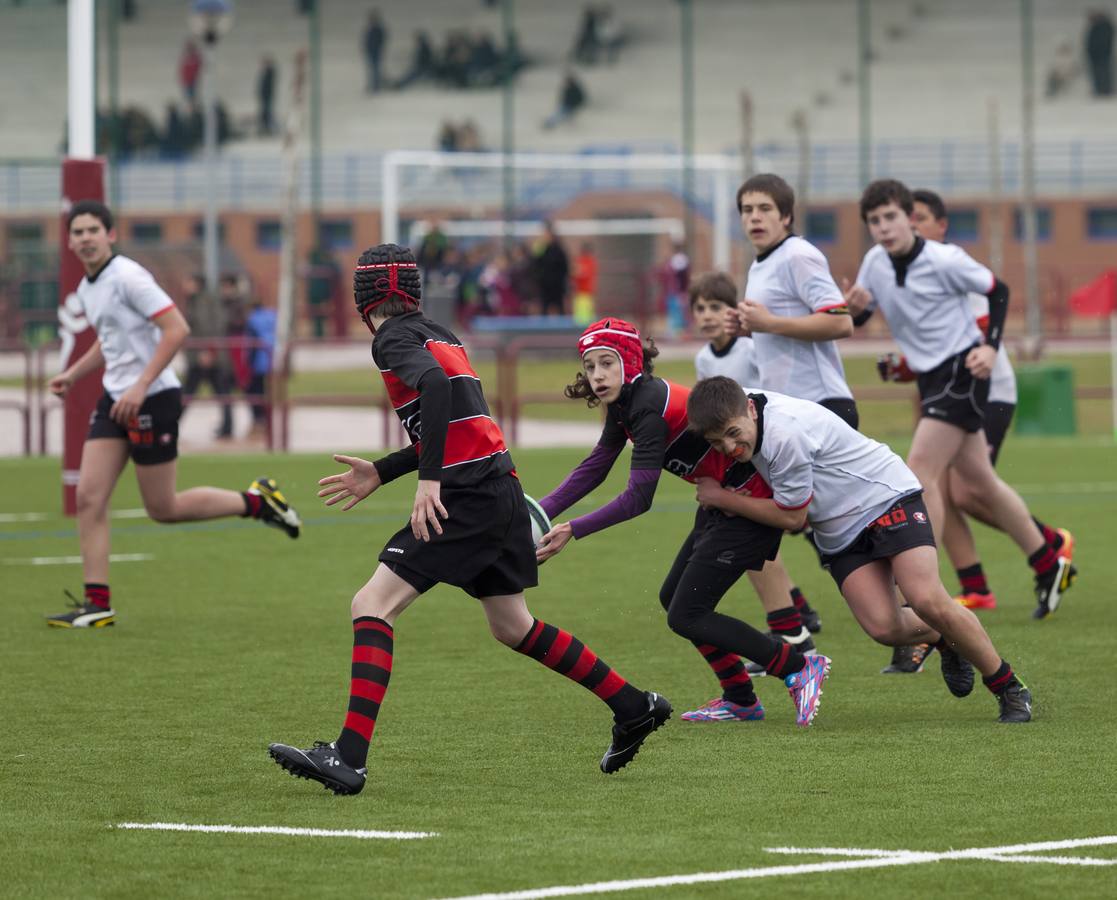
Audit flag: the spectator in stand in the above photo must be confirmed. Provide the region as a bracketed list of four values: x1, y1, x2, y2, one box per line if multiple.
[395, 30, 436, 89]
[457, 118, 483, 151]
[179, 40, 201, 102]
[363, 9, 387, 93]
[306, 246, 341, 338]
[481, 252, 522, 316]
[663, 240, 690, 337]
[1046, 41, 1080, 98]
[596, 5, 624, 64]
[180, 273, 234, 439]
[161, 102, 190, 159]
[510, 242, 539, 314]
[257, 55, 277, 136]
[572, 5, 601, 64]
[245, 299, 277, 437]
[572, 241, 598, 324]
[542, 69, 587, 130]
[1085, 9, 1114, 97]
[220, 274, 250, 417]
[468, 31, 500, 86]
[418, 222, 450, 277]
[533, 221, 570, 316]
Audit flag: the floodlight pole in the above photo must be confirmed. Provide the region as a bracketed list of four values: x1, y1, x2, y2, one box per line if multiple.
[309, 0, 323, 237]
[679, 0, 696, 258]
[501, 0, 515, 249]
[1020, 0, 1042, 356]
[201, 36, 220, 294]
[67, 0, 96, 158]
[857, 0, 871, 190]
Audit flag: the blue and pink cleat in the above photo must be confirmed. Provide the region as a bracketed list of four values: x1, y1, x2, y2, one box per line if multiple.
[784, 654, 832, 727]
[680, 697, 766, 722]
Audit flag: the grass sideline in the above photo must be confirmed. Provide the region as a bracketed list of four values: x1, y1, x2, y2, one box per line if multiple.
[2, 442, 1116, 899]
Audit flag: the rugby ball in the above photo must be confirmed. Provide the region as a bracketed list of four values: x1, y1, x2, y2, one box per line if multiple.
[524, 494, 552, 548]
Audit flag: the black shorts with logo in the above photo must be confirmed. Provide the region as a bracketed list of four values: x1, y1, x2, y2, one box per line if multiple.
[380, 473, 539, 599]
[916, 346, 990, 433]
[984, 401, 1016, 465]
[87, 388, 182, 465]
[671, 506, 783, 577]
[820, 491, 936, 589]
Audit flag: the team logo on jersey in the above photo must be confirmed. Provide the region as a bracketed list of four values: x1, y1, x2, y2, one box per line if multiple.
[665, 457, 695, 477]
[913, 511, 927, 523]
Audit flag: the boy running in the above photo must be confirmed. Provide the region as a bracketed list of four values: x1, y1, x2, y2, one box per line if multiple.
[47, 200, 300, 628]
[536, 317, 831, 727]
[687, 378, 1032, 723]
[845, 180, 1076, 621]
[268, 246, 669, 795]
[692, 270, 824, 640]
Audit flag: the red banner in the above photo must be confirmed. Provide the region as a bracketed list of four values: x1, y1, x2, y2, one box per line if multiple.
[59, 158, 106, 515]
[1069, 270, 1117, 319]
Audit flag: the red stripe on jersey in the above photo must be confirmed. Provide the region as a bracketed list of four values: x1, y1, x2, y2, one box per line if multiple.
[661, 380, 691, 442]
[350, 679, 388, 704]
[817, 302, 851, 315]
[741, 472, 774, 499]
[775, 493, 813, 511]
[976, 313, 990, 336]
[149, 304, 176, 320]
[425, 340, 479, 379]
[380, 370, 420, 409]
[353, 646, 394, 671]
[442, 416, 508, 468]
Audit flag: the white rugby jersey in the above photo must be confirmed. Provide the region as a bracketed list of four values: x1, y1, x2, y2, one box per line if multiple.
[745, 236, 852, 403]
[76, 255, 181, 398]
[695, 336, 760, 387]
[748, 389, 922, 555]
[855, 238, 992, 374]
[968, 292, 1017, 404]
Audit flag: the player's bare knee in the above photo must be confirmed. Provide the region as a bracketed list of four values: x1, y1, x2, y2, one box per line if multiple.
[144, 502, 179, 524]
[489, 619, 526, 647]
[75, 486, 106, 518]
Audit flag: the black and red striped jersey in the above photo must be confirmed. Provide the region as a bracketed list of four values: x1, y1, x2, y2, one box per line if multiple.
[372, 312, 513, 486]
[603, 375, 772, 497]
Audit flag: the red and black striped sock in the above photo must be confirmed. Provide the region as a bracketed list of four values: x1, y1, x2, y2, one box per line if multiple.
[982, 659, 1016, 695]
[790, 586, 811, 613]
[84, 583, 110, 610]
[335, 616, 393, 769]
[241, 491, 263, 518]
[956, 563, 991, 596]
[767, 606, 804, 639]
[515, 618, 647, 721]
[694, 643, 756, 706]
[1033, 517, 1062, 552]
[1027, 544, 1058, 577]
[764, 640, 806, 678]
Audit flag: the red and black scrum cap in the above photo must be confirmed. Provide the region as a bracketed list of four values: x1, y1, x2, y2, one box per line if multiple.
[578, 317, 644, 384]
[353, 243, 421, 323]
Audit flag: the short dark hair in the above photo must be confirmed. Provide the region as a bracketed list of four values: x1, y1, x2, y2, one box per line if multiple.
[67, 199, 113, 231]
[688, 271, 738, 309]
[736, 173, 795, 227]
[912, 188, 947, 221]
[686, 375, 750, 437]
[859, 179, 913, 221]
[354, 243, 422, 319]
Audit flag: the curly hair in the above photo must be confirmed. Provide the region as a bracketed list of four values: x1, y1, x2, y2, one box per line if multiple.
[563, 337, 660, 407]
[353, 243, 422, 320]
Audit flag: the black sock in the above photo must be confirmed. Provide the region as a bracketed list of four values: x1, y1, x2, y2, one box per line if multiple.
[84, 583, 110, 610]
[982, 659, 1016, 695]
[956, 563, 991, 596]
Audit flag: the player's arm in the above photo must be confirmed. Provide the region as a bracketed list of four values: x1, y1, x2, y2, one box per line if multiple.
[109, 305, 190, 424]
[538, 439, 624, 520]
[537, 412, 666, 560]
[983, 278, 1009, 352]
[410, 366, 452, 542]
[695, 483, 809, 531]
[49, 340, 105, 397]
[739, 301, 853, 341]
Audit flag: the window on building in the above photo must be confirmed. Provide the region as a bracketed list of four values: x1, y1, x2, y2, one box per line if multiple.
[945, 208, 979, 242]
[1086, 207, 1117, 239]
[804, 210, 838, 244]
[256, 219, 282, 251]
[7, 222, 44, 249]
[1012, 207, 1051, 241]
[317, 218, 353, 251]
[130, 221, 163, 244]
[192, 220, 226, 242]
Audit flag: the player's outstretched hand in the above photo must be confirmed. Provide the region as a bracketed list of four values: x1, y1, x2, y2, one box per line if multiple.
[964, 344, 996, 380]
[536, 522, 573, 562]
[841, 277, 872, 315]
[318, 454, 382, 510]
[411, 479, 448, 542]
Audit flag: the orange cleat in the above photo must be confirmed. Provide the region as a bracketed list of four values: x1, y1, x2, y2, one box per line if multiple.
[955, 591, 997, 610]
[1055, 528, 1075, 563]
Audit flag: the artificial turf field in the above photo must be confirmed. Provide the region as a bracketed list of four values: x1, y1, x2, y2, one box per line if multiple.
[2, 440, 1116, 899]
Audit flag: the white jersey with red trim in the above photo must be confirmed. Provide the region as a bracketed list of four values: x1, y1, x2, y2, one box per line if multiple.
[749, 389, 921, 554]
[968, 292, 1017, 404]
[76, 255, 180, 399]
[856, 239, 992, 374]
[744, 235, 853, 403]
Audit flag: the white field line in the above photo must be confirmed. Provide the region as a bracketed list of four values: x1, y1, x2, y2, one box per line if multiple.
[114, 822, 437, 840]
[440, 836, 1117, 900]
[0, 508, 147, 524]
[3, 553, 154, 566]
